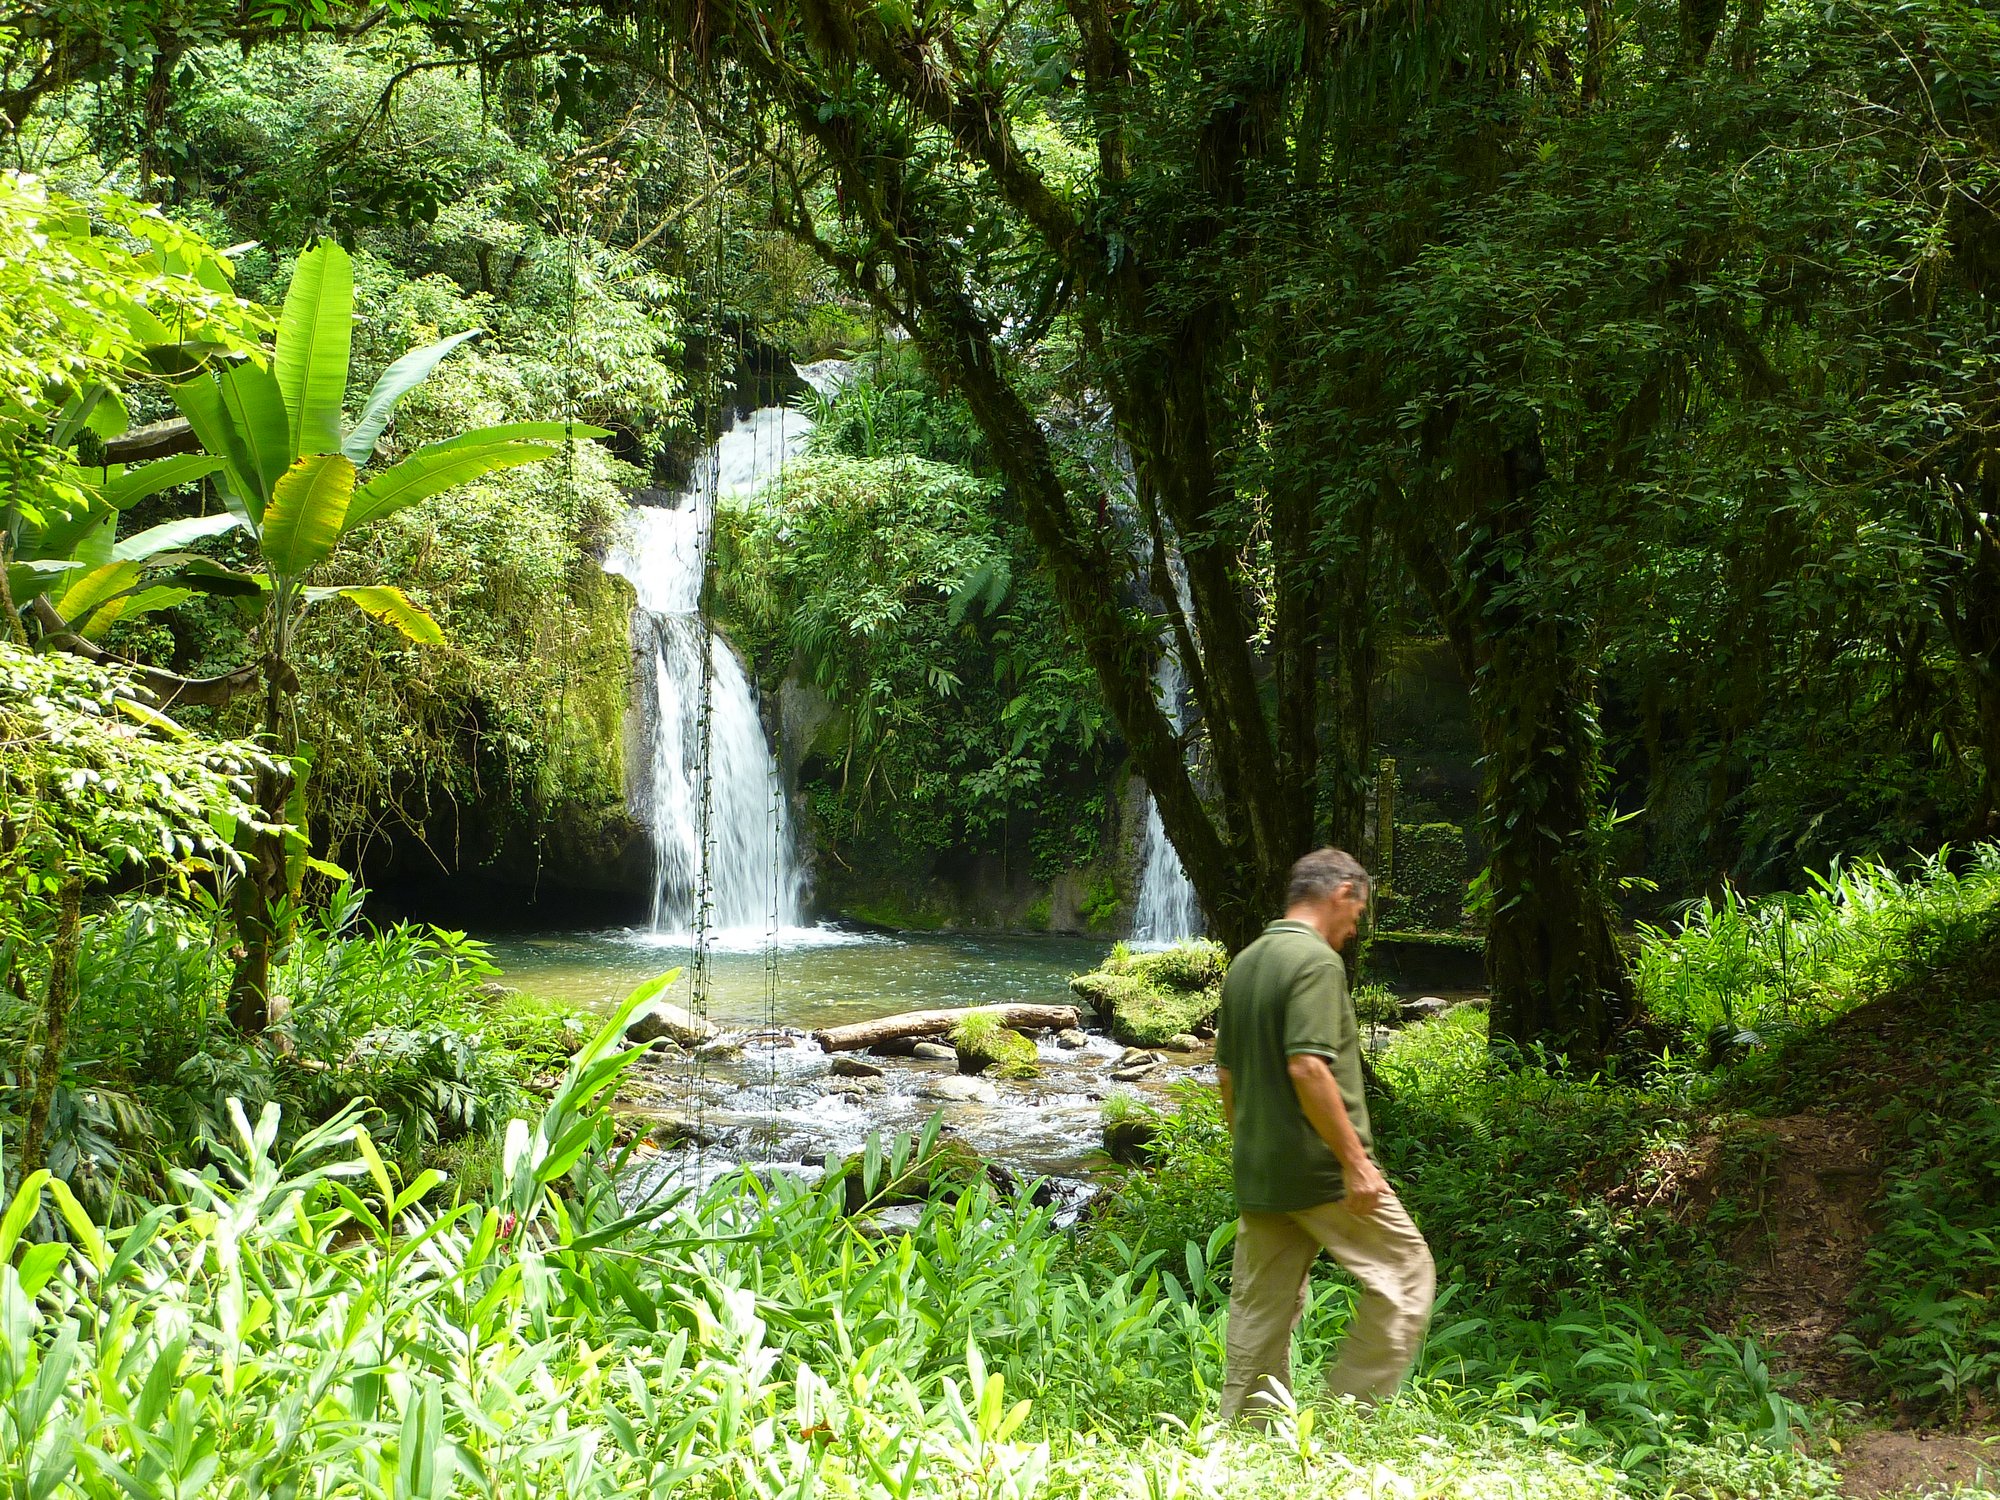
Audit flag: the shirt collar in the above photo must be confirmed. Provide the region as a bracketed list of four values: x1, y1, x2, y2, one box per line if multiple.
[1265, 918, 1329, 947]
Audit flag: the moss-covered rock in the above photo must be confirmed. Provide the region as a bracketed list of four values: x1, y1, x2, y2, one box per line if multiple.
[837, 1135, 990, 1213]
[949, 1010, 1041, 1077]
[1069, 940, 1227, 1047]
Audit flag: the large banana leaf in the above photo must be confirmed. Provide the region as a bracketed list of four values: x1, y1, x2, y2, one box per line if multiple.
[18, 483, 113, 563]
[156, 558, 267, 599]
[345, 423, 606, 530]
[53, 560, 143, 639]
[304, 584, 445, 645]
[172, 375, 265, 523]
[274, 241, 353, 459]
[261, 454, 355, 578]
[342, 328, 483, 464]
[106, 453, 225, 511]
[113, 511, 245, 563]
[217, 360, 291, 500]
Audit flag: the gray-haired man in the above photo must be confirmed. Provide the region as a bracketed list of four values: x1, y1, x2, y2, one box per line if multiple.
[1214, 847, 1436, 1421]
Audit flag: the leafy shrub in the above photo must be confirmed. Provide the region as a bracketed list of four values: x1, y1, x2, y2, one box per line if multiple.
[1834, 926, 2000, 1418]
[1, 882, 540, 1215]
[1353, 982, 1403, 1028]
[1634, 844, 2000, 1042]
[1386, 821, 1468, 931]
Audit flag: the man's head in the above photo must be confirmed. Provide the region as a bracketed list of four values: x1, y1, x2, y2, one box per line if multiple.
[1284, 847, 1372, 949]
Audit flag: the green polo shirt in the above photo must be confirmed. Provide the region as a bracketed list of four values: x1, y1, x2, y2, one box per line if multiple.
[1215, 919, 1372, 1213]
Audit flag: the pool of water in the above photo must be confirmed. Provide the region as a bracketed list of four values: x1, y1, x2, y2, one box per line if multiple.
[483, 925, 1114, 1032]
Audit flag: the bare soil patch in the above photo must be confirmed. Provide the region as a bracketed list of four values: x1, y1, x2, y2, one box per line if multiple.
[1722, 1108, 1884, 1398]
[1837, 1428, 2000, 1498]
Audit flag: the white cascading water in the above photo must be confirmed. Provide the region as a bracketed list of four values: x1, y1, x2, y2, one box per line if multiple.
[606, 363, 849, 939]
[1129, 545, 1204, 945]
[1130, 649, 1204, 945]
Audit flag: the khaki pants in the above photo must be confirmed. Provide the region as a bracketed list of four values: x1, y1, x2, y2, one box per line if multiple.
[1219, 1191, 1436, 1421]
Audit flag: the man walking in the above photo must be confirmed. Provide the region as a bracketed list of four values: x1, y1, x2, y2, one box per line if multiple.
[1215, 848, 1436, 1422]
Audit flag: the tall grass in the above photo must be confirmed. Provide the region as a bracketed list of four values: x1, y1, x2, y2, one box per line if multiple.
[1633, 844, 2000, 1039]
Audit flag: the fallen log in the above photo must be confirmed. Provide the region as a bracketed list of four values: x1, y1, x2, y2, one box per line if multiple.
[813, 1004, 1080, 1054]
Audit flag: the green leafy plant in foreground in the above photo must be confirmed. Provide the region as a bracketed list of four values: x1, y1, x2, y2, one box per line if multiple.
[0, 969, 1844, 1500]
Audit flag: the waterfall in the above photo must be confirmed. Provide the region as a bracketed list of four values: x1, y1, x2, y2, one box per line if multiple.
[606, 373, 844, 938]
[1130, 648, 1204, 946]
[1129, 553, 1204, 946]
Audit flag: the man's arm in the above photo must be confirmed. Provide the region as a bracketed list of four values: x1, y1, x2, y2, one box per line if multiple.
[1287, 1053, 1388, 1214]
[1218, 1065, 1235, 1132]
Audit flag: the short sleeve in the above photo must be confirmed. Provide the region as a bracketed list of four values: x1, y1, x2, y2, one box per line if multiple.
[1283, 954, 1352, 1060]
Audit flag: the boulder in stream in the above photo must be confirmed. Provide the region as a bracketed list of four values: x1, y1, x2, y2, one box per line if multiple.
[627, 1004, 718, 1049]
[1399, 996, 1453, 1024]
[1056, 1028, 1090, 1049]
[913, 1041, 958, 1062]
[1069, 941, 1226, 1047]
[830, 1055, 885, 1078]
[950, 1011, 1040, 1078]
[1103, 1117, 1160, 1165]
[924, 1074, 1000, 1104]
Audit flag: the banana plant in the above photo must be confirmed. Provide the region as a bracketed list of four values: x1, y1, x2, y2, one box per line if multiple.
[157, 238, 605, 1030]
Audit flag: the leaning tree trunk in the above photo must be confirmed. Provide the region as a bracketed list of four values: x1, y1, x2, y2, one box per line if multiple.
[21, 875, 82, 1177]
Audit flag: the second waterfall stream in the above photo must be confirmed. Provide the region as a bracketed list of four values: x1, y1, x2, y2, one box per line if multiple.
[605, 365, 848, 940]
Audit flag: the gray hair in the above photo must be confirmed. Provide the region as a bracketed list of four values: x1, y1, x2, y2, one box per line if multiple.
[1286, 847, 1372, 907]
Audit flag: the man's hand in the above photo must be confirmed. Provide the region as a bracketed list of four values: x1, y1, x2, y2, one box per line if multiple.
[1341, 1155, 1389, 1217]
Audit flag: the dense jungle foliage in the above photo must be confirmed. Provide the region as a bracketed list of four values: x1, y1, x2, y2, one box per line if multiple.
[7, 0, 2000, 1495]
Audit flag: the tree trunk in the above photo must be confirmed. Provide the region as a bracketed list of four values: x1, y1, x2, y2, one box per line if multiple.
[1404, 430, 1633, 1062]
[21, 876, 82, 1177]
[228, 651, 294, 1034]
[814, 1004, 1081, 1053]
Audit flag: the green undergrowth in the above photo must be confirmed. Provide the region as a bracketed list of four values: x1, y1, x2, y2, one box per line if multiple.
[0, 882, 577, 1220]
[1095, 845, 2000, 1480]
[1815, 927, 2000, 1420]
[1633, 845, 2000, 1046]
[0, 987, 1840, 1500]
[1069, 940, 1226, 1047]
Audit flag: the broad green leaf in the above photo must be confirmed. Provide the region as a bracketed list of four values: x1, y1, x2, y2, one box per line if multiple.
[53, 560, 143, 635]
[216, 359, 291, 499]
[114, 585, 196, 621]
[345, 438, 564, 529]
[113, 511, 243, 562]
[105, 453, 224, 510]
[19, 485, 113, 563]
[0, 1170, 49, 1264]
[419, 420, 608, 451]
[157, 558, 265, 598]
[72, 513, 116, 569]
[274, 241, 353, 458]
[320, 585, 444, 645]
[342, 328, 484, 463]
[44, 1179, 106, 1273]
[172, 375, 264, 522]
[260, 454, 355, 578]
